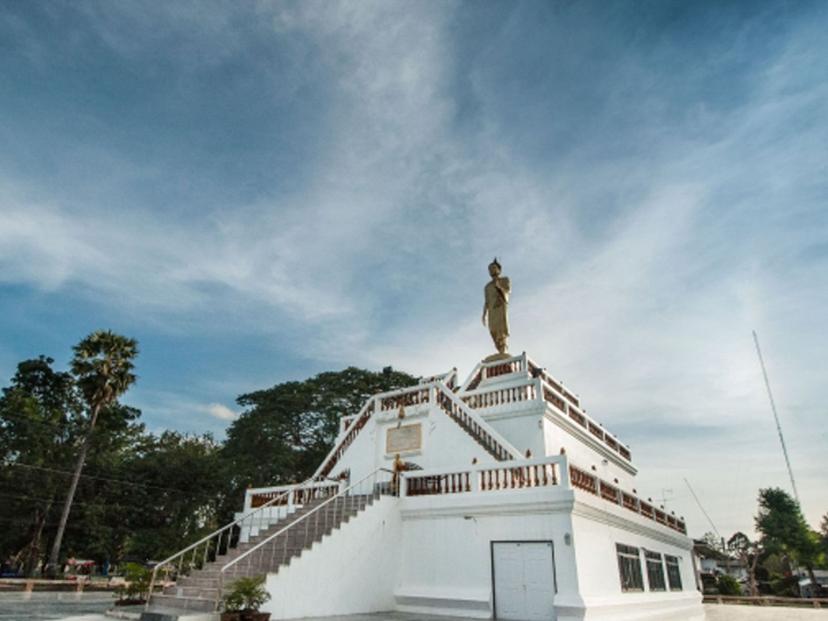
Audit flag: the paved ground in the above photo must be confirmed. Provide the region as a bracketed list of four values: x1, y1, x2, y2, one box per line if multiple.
[704, 604, 828, 620]
[5, 604, 824, 621]
[0, 592, 114, 621]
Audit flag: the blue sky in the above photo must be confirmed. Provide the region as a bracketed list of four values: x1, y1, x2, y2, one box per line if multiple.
[1, 1, 826, 536]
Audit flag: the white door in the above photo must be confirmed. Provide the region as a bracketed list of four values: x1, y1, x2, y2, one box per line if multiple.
[493, 542, 555, 621]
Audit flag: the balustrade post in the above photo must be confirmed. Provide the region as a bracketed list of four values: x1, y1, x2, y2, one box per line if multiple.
[400, 474, 408, 497]
[558, 457, 570, 488]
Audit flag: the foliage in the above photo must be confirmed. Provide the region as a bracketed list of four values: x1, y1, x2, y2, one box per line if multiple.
[116, 562, 151, 601]
[727, 532, 761, 596]
[70, 331, 138, 412]
[716, 574, 741, 595]
[48, 331, 140, 575]
[118, 431, 225, 561]
[701, 532, 722, 551]
[223, 575, 270, 612]
[220, 366, 416, 517]
[0, 356, 83, 575]
[755, 488, 821, 587]
[0, 339, 416, 575]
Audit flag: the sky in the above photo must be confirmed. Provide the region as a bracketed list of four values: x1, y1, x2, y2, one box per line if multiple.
[1, 1, 826, 538]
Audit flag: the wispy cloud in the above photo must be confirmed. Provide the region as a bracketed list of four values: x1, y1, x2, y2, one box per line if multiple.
[0, 1, 825, 535]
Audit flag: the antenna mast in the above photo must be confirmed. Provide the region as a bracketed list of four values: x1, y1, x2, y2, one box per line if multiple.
[752, 330, 800, 504]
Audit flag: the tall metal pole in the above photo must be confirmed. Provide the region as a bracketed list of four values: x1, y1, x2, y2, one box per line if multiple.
[752, 330, 800, 504]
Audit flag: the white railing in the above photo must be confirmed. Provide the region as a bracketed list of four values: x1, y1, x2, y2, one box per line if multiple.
[217, 467, 396, 609]
[433, 381, 522, 461]
[146, 477, 337, 608]
[536, 376, 632, 462]
[402, 455, 568, 497]
[312, 397, 377, 480]
[460, 382, 537, 410]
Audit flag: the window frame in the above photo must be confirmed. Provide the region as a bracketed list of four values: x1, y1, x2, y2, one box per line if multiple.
[644, 549, 667, 592]
[664, 554, 683, 591]
[616, 543, 644, 592]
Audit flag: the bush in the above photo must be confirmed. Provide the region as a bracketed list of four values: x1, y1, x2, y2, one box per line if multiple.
[223, 575, 270, 612]
[717, 574, 741, 595]
[116, 562, 152, 603]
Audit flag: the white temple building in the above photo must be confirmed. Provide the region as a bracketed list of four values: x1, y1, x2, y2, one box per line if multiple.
[145, 352, 703, 621]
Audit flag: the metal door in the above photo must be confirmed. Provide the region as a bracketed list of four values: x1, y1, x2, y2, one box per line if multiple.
[492, 541, 555, 621]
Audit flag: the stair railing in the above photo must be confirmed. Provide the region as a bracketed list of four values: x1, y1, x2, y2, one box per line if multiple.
[216, 467, 395, 610]
[145, 476, 334, 608]
[433, 380, 523, 461]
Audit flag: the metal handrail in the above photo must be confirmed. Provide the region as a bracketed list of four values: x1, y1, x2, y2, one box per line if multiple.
[216, 467, 395, 609]
[145, 476, 323, 608]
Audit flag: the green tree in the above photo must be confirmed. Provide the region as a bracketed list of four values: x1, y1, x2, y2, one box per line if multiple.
[221, 366, 416, 516]
[728, 532, 761, 596]
[47, 331, 138, 575]
[0, 357, 82, 575]
[118, 431, 224, 561]
[755, 488, 820, 593]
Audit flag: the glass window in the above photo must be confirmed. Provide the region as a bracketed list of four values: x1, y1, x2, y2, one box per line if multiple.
[616, 544, 644, 591]
[665, 555, 682, 591]
[644, 550, 666, 591]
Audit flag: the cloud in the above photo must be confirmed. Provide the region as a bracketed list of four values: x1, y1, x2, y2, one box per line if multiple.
[0, 1, 826, 536]
[202, 403, 238, 421]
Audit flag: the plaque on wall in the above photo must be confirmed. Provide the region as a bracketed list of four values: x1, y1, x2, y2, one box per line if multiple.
[386, 423, 422, 454]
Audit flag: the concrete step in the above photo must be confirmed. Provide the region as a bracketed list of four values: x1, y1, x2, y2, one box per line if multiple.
[177, 576, 220, 588]
[149, 593, 217, 613]
[164, 585, 219, 598]
[156, 495, 380, 611]
[140, 609, 218, 621]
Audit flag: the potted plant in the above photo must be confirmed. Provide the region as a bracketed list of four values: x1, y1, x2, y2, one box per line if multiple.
[221, 575, 271, 621]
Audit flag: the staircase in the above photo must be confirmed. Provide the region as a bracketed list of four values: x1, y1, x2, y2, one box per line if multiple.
[146, 494, 375, 614]
[141, 468, 397, 621]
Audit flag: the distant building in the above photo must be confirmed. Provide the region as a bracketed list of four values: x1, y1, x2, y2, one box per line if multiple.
[693, 539, 747, 592]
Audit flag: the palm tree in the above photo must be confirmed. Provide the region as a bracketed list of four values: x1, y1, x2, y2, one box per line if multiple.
[46, 330, 138, 576]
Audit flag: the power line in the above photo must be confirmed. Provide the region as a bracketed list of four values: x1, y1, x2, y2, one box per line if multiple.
[752, 330, 800, 504]
[1, 460, 195, 495]
[684, 478, 722, 545]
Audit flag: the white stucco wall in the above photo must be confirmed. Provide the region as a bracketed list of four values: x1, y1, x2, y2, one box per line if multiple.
[396, 487, 579, 619]
[262, 496, 401, 619]
[333, 403, 503, 484]
[481, 407, 546, 458]
[543, 417, 636, 490]
[566, 494, 703, 621]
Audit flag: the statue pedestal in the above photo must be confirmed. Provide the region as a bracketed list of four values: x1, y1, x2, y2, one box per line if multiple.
[482, 352, 512, 363]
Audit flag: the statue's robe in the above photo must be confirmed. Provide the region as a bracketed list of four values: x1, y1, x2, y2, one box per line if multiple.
[484, 277, 510, 342]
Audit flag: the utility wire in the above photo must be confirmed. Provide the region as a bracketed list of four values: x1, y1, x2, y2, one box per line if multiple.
[752, 330, 800, 504]
[1, 460, 195, 495]
[684, 478, 722, 546]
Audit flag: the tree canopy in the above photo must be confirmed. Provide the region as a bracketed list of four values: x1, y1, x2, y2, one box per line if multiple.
[0, 340, 416, 576]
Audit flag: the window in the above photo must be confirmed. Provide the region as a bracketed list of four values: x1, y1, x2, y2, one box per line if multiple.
[644, 550, 666, 591]
[665, 555, 683, 591]
[616, 544, 644, 591]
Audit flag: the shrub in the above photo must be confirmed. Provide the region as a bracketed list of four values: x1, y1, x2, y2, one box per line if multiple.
[717, 574, 741, 595]
[116, 562, 151, 602]
[223, 575, 270, 612]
